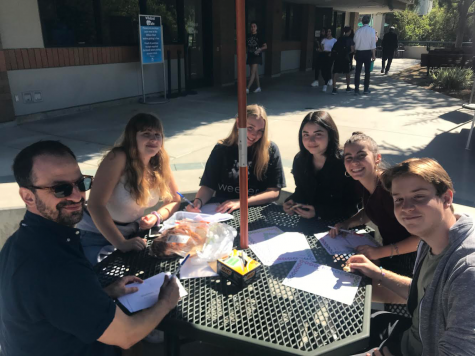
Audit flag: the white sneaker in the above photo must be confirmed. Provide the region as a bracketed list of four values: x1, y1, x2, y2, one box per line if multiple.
[328, 79, 333, 85]
[254, 87, 261, 93]
[311, 80, 319, 87]
[246, 88, 249, 94]
[322, 85, 327, 92]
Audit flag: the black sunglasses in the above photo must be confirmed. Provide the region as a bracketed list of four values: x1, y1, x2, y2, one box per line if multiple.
[29, 175, 93, 198]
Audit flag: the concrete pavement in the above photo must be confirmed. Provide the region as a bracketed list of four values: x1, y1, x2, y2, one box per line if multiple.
[1, 58, 474, 216]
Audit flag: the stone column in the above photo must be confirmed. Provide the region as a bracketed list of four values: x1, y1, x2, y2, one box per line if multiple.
[0, 32, 15, 123]
[349, 12, 359, 32]
[264, 0, 283, 77]
[212, 0, 236, 86]
[300, 4, 315, 72]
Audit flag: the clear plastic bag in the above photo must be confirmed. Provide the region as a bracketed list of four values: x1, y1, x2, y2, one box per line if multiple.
[150, 221, 208, 258]
[160, 211, 233, 233]
[197, 222, 237, 262]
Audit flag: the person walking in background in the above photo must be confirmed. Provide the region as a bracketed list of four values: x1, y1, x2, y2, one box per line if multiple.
[311, 28, 327, 87]
[353, 15, 376, 95]
[381, 27, 398, 74]
[331, 26, 355, 94]
[320, 28, 337, 93]
[246, 22, 267, 94]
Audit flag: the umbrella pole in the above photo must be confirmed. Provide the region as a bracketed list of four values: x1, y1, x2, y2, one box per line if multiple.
[236, 0, 248, 249]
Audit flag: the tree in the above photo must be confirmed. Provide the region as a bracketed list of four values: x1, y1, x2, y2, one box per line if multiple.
[439, 0, 475, 47]
[386, 3, 459, 42]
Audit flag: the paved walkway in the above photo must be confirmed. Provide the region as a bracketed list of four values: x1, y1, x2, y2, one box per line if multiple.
[1, 58, 474, 355]
[1, 58, 474, 212]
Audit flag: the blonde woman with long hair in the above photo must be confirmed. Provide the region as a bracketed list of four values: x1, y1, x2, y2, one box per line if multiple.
[78, 113, 181, 265]
[186, 104, 285, 214]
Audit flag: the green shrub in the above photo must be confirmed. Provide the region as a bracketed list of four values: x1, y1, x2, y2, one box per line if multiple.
[430, 67, 473, 91]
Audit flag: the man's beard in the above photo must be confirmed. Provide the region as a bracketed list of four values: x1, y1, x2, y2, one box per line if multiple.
[35, 194, 85, 227]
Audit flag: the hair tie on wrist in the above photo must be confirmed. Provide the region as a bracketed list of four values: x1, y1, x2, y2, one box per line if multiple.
[151, 211, 162, 226]
[194, 197, 203, 208]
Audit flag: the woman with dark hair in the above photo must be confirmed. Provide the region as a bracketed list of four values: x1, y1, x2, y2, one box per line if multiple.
[246, 22, 267, 94]
[283, 111, 359, 220]
[330, 132, 419, 275]
[320, 29, 337, 92]
[78, 113, 181, 265]
[311, 28, 327, 87]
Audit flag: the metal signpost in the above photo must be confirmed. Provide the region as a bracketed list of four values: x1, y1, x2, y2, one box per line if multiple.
[139, 14, 168, 104]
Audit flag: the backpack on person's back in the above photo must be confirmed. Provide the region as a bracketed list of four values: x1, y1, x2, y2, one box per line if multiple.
[332, 36, 352, 60]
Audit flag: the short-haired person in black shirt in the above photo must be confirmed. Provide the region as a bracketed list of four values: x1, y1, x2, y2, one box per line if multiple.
[331, 26, 355, 95]
[283, 111, 359, 220]
[0, 141, 180, 356]
[381, 27, 398, 75]
[187, 104, 286, 214]
[246, 22, 267, 94]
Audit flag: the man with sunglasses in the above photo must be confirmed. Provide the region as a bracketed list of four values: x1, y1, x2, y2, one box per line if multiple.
[0, 141, 179, 356]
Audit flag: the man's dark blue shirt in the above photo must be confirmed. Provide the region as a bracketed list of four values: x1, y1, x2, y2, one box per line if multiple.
[0, 211, 116, 356]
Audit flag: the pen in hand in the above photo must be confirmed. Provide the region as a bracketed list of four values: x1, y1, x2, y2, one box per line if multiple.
[173, 253, 191, 279]
[328, 226, 363, 235]
[177, 192, 195, 208]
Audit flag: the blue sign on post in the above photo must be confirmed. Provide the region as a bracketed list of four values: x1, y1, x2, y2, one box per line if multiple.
[139, 15, 163, 64]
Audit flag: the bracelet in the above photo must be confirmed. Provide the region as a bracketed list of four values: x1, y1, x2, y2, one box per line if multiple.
[389, 244, 394, 259]
[194, 197, 203, 208]
[151, 211, 162, 226]
[377, 266, 385, 287]
[393, 243, 400, 256]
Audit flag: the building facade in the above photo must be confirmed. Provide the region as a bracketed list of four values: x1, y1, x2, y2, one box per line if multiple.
[0, 0, 411, 122]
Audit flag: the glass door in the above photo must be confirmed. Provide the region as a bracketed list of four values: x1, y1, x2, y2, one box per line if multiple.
[185, 0, 204, 85]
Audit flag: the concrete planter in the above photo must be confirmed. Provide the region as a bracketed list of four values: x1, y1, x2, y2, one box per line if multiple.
[404, 46, 428, 60]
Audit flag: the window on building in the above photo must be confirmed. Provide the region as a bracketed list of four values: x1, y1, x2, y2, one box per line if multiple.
[245, 0, 266, 37]
[38, 0, 182, 47]
[282, 2, 302, 41]
[147, 0, 181, 43]
[38, 0, 98, 46]
[100, 0, 140, 46]
[333, 11, 345, 39]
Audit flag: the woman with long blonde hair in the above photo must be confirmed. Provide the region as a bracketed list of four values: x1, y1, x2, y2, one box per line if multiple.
[78, 113, 181, 265]
[187, 104, 285, 213]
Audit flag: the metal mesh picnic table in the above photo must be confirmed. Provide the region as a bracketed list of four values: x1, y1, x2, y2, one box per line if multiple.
[94, 204, 371, 355]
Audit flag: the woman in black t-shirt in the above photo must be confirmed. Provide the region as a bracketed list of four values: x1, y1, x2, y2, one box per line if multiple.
[283, 111, 359, 220]
[186, 104, 285, 214]
[246, 22, 267, 94]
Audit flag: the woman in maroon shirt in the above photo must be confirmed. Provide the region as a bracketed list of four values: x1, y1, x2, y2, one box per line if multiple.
[330, 132, 419, 276]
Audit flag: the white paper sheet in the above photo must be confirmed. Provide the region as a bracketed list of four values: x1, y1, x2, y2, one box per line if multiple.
[199, 203, 220, 215]
[283, 260, 362, 305]
[248, 227, 316, 266]
[178, 255, 218, 279]
[315, 231, 380, 255]
[118, 273, 188, 313]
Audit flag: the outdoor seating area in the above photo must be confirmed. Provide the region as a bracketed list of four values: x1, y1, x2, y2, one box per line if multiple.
[2, 0, 475, 353]
[96, 204, 372, 356]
